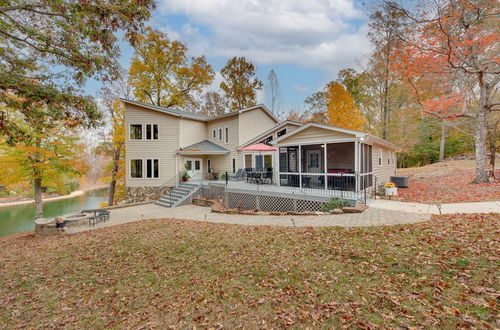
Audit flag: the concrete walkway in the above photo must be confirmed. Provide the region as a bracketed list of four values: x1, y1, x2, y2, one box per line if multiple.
[66, 204, 430, 233]
[370, 199, 500, 214]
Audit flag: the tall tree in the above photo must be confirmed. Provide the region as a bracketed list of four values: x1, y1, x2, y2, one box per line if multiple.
[389, 0, 499, 182]
[0, 1, 154, 218]
[220, 57, 263, 111]
[303, 81, 335, 125]
[199, 91, 227, 117]
[326, 82, 365, 130]
[128, 28, 215, 108]
[97, 74, 131, 206]
[265, 70, 283, 117]
[0, 121, 87, 219]
[367, 1, 406, 139]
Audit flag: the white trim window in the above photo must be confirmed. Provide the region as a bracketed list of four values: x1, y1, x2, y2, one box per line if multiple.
[219, 128, 223, 141]
[232, 158, 236, 174]
[130, 124, 143, 140]
[130, 159, 143, 178]
[145, 124, 159, 140]
[378, 149, 382, 167]
[212, 129, 216, 139]
[146, 159, 160, 178]
[225, 127, 229, 143]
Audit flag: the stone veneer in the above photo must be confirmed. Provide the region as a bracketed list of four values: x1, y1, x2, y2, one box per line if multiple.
[126, 186, 172, 204]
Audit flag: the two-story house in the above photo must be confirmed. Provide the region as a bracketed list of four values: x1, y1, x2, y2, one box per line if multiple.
[122, 99, 399, 204]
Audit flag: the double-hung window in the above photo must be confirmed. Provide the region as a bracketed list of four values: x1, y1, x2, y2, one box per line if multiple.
[145, 124, 159, 140]
[219, 128, 223, 141]
[130, 159, 143, 178]
[130, 124, 143, 140]
[131, 159, 159, 178]
[146, 159, 159, 178]
[212, 129, 216, 139]
[225, 127, 229, 143]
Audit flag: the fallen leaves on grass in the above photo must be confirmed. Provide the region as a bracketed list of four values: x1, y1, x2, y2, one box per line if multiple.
[397, 160, 500, 203]
[0, 213, 498, 328]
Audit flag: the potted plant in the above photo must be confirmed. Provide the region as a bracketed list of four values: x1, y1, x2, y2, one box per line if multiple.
[182, 163, 191, 182]
[384, 182, 397, 196]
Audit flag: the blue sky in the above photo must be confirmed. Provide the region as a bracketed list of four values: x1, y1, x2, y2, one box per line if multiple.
[86, 0, 373, 114]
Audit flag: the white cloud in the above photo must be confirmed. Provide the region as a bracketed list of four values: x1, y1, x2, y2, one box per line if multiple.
[293, 84, 309, 92]
[157, 0, 370, 71]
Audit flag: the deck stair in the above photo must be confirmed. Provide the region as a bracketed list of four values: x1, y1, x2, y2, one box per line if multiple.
[155, 182, 199, 208]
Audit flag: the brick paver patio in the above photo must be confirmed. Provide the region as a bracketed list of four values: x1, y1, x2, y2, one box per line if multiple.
[66, 204, 430, 233]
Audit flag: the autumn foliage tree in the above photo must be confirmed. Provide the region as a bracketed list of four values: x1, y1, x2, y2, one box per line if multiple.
[326, 82, 365, 130]
[220, 57, 263, 111]
[128, 28, 215, 108]
[0, 1, 155, 218]
[389, 0, 499, 182]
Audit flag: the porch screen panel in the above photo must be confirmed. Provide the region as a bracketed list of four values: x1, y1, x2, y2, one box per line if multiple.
[279, 148, 288, 172]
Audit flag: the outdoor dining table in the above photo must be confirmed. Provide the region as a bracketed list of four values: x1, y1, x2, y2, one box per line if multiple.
[247, 172, 272, 184]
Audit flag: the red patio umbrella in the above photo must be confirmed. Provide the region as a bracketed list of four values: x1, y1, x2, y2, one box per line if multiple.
[239, 143, 277, 152]
[240, 143, 277, 173]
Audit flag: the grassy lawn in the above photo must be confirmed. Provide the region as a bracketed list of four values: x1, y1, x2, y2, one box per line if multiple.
[396, 159, 500, 203]
[1, 214, 498, 328]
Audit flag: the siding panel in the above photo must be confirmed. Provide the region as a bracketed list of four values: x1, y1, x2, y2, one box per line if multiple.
[278, 126, 355, 145]
[125, 104, 179, 187]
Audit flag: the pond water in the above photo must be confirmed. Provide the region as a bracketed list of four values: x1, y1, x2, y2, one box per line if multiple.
[0, 189, 108, 237]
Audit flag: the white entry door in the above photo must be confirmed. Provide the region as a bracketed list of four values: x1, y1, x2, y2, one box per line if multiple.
[185, 158, 203, 180]
[306, 150, 321, 173]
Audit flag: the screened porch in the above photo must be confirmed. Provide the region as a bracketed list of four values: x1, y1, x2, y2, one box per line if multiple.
[277, 142, 373, 192]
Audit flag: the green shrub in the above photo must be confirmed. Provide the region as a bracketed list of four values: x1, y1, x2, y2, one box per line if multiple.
[320, 198, 352, 212]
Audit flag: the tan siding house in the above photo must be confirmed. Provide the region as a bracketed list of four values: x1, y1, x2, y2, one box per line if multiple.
[122, 100, 399, 202]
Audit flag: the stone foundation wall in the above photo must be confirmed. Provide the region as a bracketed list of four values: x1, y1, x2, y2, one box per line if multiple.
[126, 186, 172, 204]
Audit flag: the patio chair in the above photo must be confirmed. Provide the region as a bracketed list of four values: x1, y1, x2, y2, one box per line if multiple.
[264, 168, 273, 184]
[229, 169, 245, 181]
[98, 209, 110, 222]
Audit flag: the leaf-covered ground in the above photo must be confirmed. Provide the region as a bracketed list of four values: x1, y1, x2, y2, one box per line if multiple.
[396, 160, 500, 203]
[0, 214, 499, 328]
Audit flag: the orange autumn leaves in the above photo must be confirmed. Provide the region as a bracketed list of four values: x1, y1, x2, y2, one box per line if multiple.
[326, 82, 364, 130]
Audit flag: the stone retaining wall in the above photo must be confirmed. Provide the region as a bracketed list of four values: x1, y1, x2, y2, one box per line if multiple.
[126, 186, 172, 204]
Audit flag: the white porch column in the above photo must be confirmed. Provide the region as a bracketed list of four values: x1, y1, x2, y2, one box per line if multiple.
[276, 147, 280, 186]
[354, 140, 360, 192]
[298, 145, 302, 188]
[324, 143, 327, 191]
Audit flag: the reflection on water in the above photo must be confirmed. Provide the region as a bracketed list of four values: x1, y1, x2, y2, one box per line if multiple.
[0, 189, 108, 237]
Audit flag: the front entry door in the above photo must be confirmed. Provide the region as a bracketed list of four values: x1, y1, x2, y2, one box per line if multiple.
[185, 158, 203, 180]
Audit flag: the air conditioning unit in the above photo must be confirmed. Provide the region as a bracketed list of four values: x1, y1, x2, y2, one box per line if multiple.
[390, 176, 409, 188]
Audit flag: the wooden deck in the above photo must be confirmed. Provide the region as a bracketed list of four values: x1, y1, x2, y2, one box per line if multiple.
[190, 179, 367, 202]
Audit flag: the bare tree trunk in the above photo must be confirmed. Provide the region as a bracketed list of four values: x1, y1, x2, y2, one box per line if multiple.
[474, 109, 489, 183]
[488, 118, 498, 173]
[33, 176, 43, 219]
[439, 120, 447, 162]
[107, 151, 120, 206]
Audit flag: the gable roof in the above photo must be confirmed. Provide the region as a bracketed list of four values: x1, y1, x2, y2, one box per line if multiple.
[176, 140, 230, 155]
[238, 120, 303, 149]
[120, 99, 279, 123]
[272, 122, 400, 150]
